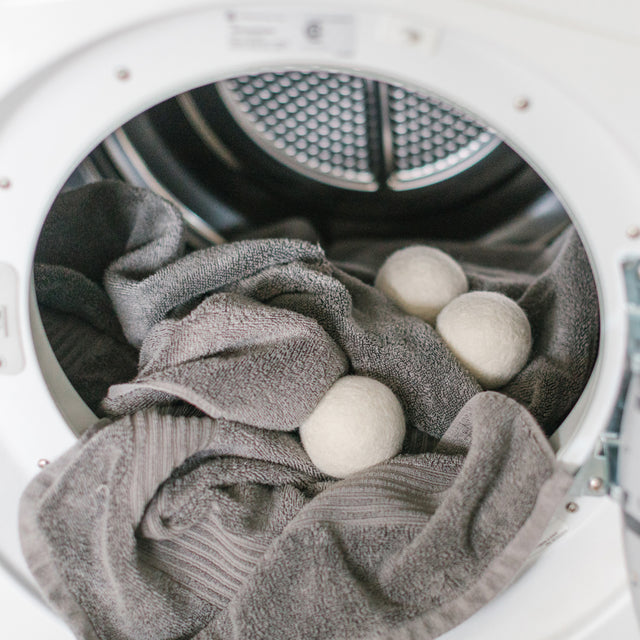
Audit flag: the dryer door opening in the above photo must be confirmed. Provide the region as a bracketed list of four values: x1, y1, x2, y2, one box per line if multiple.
[26, 66, 605, 640]
[47, 67, 587, 443]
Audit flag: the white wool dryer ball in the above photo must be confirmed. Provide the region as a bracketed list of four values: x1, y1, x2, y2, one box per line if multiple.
[299, 376, 406, 478]
[436, 291, 532, 389]
[374, 246, 468, 324]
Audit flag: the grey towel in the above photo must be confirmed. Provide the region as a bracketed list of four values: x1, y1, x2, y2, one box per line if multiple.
[34, 181, 598, 437]
[20, 410, 326, 640]
[67, 181, 476, 439]
[329, 229, 599, 434]
[102, 234, 480, 439]
[212, 393, 571, 640]
[103, 292, 348, 430]
[22, 181, 587, 639]
[33, 181, 183, 416]
[20, 394, 571, 640]
[34, 263, 138, 415]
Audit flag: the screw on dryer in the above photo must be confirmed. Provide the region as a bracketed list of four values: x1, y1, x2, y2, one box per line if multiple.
[627, 225, 640, 239]
[0, 177, 11, 189]
[588, 476, 604, 492]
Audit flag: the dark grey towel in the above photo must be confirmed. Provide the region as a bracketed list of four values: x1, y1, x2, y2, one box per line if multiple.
[20, 394, 571, 640]
[33, 181, 184, 416]
[33, 263, 138, 415]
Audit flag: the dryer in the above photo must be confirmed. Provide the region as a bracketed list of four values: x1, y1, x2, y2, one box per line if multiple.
[1, 1, 640, 638]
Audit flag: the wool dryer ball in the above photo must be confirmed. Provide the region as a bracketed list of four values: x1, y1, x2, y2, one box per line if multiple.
[299, 376, 406, 478]
[374, 246, 468, 324]
[436, 291, 532, 389]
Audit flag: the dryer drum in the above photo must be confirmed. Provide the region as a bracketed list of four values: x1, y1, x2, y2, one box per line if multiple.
[216, 71, 501, 191]
[78, 70, 549, 241]
[23, 68, 599, 640]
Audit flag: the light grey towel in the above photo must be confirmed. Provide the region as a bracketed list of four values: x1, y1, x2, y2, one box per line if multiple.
[20, 410, 326, 640]
[20, 394, 571, 640]
[212, 393, 572, 640]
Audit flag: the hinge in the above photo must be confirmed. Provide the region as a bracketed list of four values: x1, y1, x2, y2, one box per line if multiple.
[570, 259, 640, 500]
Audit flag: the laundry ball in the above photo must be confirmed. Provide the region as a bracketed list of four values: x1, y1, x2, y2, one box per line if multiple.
[436, 291, 532, 389]
[374, 245, 468, 324]
[299, 375, 406, 478]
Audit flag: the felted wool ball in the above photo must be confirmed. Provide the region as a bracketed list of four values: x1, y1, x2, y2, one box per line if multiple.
[374, 246, 468, 324]
[436, 291, 532, 389]
[299, 376, 406, 478]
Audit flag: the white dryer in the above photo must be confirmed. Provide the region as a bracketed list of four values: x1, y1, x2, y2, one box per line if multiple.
[1, 1, 640, 638]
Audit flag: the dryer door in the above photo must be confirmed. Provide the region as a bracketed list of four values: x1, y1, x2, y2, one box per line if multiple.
[617, 258, 640, 623]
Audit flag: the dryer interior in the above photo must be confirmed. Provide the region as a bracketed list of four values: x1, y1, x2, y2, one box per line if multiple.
[67, 69, 558, 245]
[43, 68, 595, 441]
[25, 68, 603, 639]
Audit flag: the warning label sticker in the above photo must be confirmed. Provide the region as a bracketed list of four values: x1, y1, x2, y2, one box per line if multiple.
[225, 11, 356, 57]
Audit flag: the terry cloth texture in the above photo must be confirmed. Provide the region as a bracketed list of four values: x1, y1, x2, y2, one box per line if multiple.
[329, 229, 599, 435]
[101, 234, 480, 439]
[20, 395, 571, 640]
[33, 184, 179, 416]
[22, 181, 594, 639]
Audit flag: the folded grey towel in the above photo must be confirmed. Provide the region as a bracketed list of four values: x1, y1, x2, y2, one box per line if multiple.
[20, 394, 571, 640]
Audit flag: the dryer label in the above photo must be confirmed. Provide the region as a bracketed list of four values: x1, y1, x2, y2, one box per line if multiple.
[0, 263, 25, 375]
[225, 10, 355, 57]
